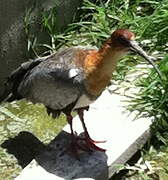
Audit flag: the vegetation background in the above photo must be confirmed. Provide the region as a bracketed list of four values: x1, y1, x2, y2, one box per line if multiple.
[0, 0, 168, 179]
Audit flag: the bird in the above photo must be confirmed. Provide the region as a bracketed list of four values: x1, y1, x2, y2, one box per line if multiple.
[0, 29, 161, 155]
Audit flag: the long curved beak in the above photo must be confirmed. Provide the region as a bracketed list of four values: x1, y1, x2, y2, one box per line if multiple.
[129, 40, 162, 79]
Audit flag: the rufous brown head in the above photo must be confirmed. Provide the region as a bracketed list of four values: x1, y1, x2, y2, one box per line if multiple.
[110, 29, 161, 78]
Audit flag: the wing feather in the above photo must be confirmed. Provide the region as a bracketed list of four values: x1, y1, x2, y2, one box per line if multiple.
[18, 48, 87, 110]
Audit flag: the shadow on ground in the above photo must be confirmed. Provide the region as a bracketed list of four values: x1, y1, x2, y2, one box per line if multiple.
[1, 131, 108, 180]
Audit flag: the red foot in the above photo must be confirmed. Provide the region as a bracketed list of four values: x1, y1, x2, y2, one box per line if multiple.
[75, 133, 106, 152]
[69, 135, 106, 156]
[82, 137, 106, 152]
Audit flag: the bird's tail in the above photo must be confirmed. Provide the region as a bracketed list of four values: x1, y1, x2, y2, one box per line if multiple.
[0, 80, 14, 103]
[0, 57, 46, 103]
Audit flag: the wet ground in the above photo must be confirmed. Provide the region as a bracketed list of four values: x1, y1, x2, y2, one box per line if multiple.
[0, 100, 66, 180]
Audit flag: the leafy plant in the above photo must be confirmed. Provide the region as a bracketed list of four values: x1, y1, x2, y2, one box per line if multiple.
[128, 56, 168, 144]
[116, 146, 168, 180]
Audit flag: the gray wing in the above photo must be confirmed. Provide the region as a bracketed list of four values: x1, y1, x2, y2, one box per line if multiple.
[18, 49, 86, 110]
[0, 57, 46, 102]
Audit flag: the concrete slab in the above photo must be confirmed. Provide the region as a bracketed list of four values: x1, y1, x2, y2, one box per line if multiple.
[15, 90, 151, 180]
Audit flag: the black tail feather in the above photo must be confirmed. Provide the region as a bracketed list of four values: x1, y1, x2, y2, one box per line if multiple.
[0, 57, 46, 103]
[0, 81, 13, 103]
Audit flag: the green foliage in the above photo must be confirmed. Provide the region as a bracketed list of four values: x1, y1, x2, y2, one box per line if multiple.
[41, 7, 59, 51]
[25, 0, 168, 56]
[24, 8, 38, 57]
[0, 148, 21, 180]
[138, 1, 168, 47]
[117, 146, 168, 180]
[128, 56, 168, 144]
[51, 0, 168, 50]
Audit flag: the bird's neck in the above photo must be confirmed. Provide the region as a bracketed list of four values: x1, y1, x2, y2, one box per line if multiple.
[84, 42, 126, 96]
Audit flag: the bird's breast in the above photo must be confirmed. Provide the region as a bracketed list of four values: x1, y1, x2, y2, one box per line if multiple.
[83, 50, 117, 96]
[85, 73, 111, 96]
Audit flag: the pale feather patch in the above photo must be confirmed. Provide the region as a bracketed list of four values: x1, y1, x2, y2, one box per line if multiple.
[68, 69, 79, 78]
[74, 94, 94, 109]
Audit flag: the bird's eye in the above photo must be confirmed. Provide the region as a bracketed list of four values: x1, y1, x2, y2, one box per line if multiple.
[118, 36, 130, 46]
[118, 36, 127, 42]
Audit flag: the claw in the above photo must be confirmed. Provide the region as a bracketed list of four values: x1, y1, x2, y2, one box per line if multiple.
[83, 137, 106, 152]
[76, 135, 106, 152]
[70, 135, 106, 156]
[77, 136, 106, 144]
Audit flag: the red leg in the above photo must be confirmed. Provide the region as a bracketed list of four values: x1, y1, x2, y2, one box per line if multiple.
[77, 108, 106, 152]
[65, 113, 93, 157]
[66, 113, 74, 137]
